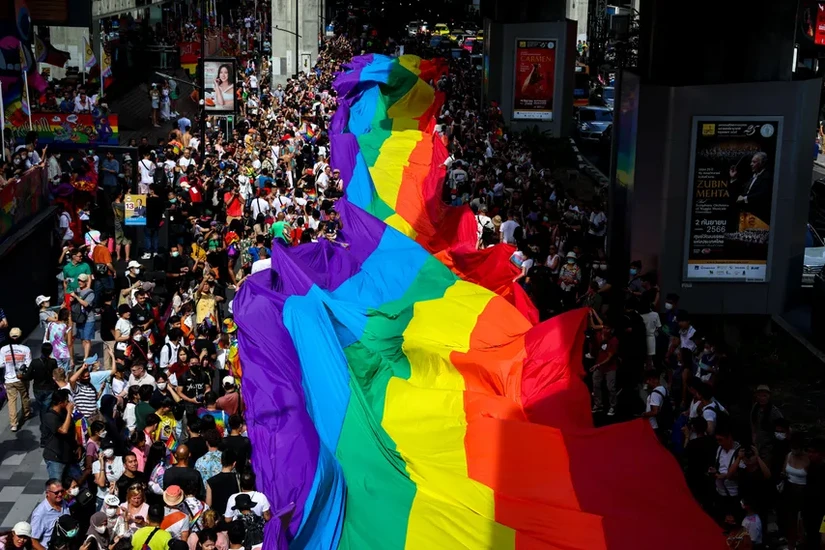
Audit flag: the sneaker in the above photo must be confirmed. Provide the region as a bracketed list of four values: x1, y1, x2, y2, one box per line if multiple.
[141, 253, 152, 260]
[584, 353, 593, 359]
[591, 405, 602, 413]
[607, 407, 616, 416]
[10, 426, 17, 432]
[152, 252, 159, 257]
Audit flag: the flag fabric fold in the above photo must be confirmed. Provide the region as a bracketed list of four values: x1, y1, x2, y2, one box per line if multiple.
[84, 36, 96, 70]
[34, 33, 70, 68]
[234, 54, 725, 550]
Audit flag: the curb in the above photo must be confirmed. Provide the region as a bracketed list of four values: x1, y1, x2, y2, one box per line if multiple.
[569, 138, 609, 188]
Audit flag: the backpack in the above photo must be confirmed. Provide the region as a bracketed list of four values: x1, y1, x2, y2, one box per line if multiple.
[240, 512, 265, 550]
[651, 388, 674, 430]
[153, 164, 167, 187]
[703, 401, 732, 432]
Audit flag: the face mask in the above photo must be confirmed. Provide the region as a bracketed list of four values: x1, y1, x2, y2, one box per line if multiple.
[600, 343, 607, 350]
[68, 487, 80, 496]
[94, 525, 107, 534]
[169, 198, 177, 204]
[158, 382, 167, 390]
[775, 432, 787, 440]
[99, 430, 107, 439]
[131, 268, 140, 275]
[567, 259, 575, 265]
[105, 507, 117, 518]
[170, 251, 180, 257]
[629, 268, 638, 276]
[133, 334, 143, 341]
[103, 448, 114, 458]
[65, 529, 79, 538]
[665, 303, 673, 310]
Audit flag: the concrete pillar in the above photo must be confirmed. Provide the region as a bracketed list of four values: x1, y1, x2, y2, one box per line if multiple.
[271, 0, 319, 87]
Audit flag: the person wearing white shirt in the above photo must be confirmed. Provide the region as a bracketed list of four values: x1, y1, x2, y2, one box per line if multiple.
[159, 331, 182, 370]
[250, 196, 271, 219]
[178, 149, 196, 170]
[137, 154, 156, 194]
[224, 472, 271, 522]
[642, 371, 667, 433]
[588, 206, 607, 241]
[127, 362, 156, 389]
[500, 211, 520, 245]
[1, 328, 32, 431]
[712, 428, 741, 499]
[74, 92, 93, 113]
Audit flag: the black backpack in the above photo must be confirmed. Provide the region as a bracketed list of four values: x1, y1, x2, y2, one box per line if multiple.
[240, 513, 265, 550]
[651, 388, 674, 430]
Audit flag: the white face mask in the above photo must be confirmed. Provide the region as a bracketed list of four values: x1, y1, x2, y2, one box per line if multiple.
[105, 507, 117, 518]
[133, 334, 143, 342]
[157, 382, 167, 390]
[664, 303, 673, 310]
[68, 487, 80, 496]
[103, 448, 115, 459]
[775, 432, 787, 440]
[99, 430, 107, 439]
[131, 268, 141, 275]
[94, 525, 107, 534]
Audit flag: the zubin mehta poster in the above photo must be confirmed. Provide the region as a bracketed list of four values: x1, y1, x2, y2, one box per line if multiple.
[684, 117, 783, 282]
[512, 39, 556, 121]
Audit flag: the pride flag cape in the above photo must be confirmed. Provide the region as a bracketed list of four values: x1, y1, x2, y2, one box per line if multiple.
[332, 55, 538, 323]
[234, 55, 725, 550]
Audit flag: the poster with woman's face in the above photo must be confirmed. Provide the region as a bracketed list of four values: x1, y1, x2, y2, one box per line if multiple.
[204, 58, 236, 113]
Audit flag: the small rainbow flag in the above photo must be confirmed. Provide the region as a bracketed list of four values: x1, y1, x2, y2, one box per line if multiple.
[165, 429, 178, 452]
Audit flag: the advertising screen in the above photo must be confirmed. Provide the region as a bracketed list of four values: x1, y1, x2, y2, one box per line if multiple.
[512, 39, 556, 121]
[204, 58, 237, 114]
[684, 117, 783, 282]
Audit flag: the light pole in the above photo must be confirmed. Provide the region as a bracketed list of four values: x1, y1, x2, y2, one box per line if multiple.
[274, 23, 303, 78]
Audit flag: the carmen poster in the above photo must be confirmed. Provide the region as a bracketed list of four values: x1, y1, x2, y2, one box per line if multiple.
[204, 58, 236, 114]
[512, 39, 556, 121]
[684, 117, 783, 282]
[7, 113, 118, 146]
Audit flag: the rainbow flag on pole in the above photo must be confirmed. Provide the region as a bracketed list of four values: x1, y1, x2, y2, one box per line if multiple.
[234, 55, 726, 550]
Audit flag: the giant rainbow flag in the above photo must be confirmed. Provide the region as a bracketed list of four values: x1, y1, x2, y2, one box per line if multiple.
[234, 54, 725, 550]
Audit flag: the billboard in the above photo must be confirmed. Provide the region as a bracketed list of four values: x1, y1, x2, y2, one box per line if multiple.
[124, 194, 147, 226]
[512, 39, 556, 121]
[800, 1, 825, 46]
[684, 117, 783, 282]
[6, 113, 118, 146]
[203, 58, 237, 114]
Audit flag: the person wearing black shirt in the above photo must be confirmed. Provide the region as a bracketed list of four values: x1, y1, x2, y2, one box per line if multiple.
[41, 390, 80, 481]
[221, 415, 252, 472]
[144, 185, 165, 258]
[165, 244, 191, 293]
[178, 358, 212, 417]
[206, 448, 239, 518]
[130, 290, 154, 335]
[115, 452, 148, 501]
[185, 418, 209, 465]
[26, 342, 59, 418]
[163, 445, 204, 499]
[99, 292, 118, 372]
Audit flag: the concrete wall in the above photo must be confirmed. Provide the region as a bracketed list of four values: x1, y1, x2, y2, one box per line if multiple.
[486, 20, 576, 138]
[39, 26, 88, 80]
[566, 0, 588, 40]
[271, 0, 319, 86]
[627, 78, 820, 314]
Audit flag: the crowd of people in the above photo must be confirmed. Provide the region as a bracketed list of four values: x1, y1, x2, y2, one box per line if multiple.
[0, 12, 823, 550]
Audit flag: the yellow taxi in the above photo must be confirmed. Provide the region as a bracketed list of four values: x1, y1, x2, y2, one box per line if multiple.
[433, 23, 450, 36]
[449, 29, 465, 42]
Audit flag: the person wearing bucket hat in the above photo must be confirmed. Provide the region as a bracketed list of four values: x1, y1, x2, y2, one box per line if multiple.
[1, 327, 32, 432]
[161, 485, 191, 541]
[750, 384, 783, 456]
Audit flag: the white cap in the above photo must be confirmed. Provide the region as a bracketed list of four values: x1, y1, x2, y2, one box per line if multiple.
[127, 260, 142, 269]
[222, 375, 235, 387]
[103, 494, 120, 507]
[35, 295, 50, 306]
[12, 522, 32, 538]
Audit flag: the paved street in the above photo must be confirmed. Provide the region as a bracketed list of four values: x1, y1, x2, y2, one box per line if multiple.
[0, 400, 51, 531]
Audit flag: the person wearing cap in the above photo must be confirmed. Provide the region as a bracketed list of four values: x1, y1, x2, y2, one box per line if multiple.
[229, 493, 265, 549]
[0, 522, 33, 549]
[131, 503, 171, 550]
[36, 295, 58, 335]
[558, 251, 582, 304]
[224, 470, 270, 523]
[216, 375, 240, 417]
[1, 327, 32, 431]
[750, 384, 783, 460]
[68, 272, 96, 361]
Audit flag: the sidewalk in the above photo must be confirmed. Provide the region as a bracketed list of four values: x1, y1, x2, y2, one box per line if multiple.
[0, 323, 105, 530]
